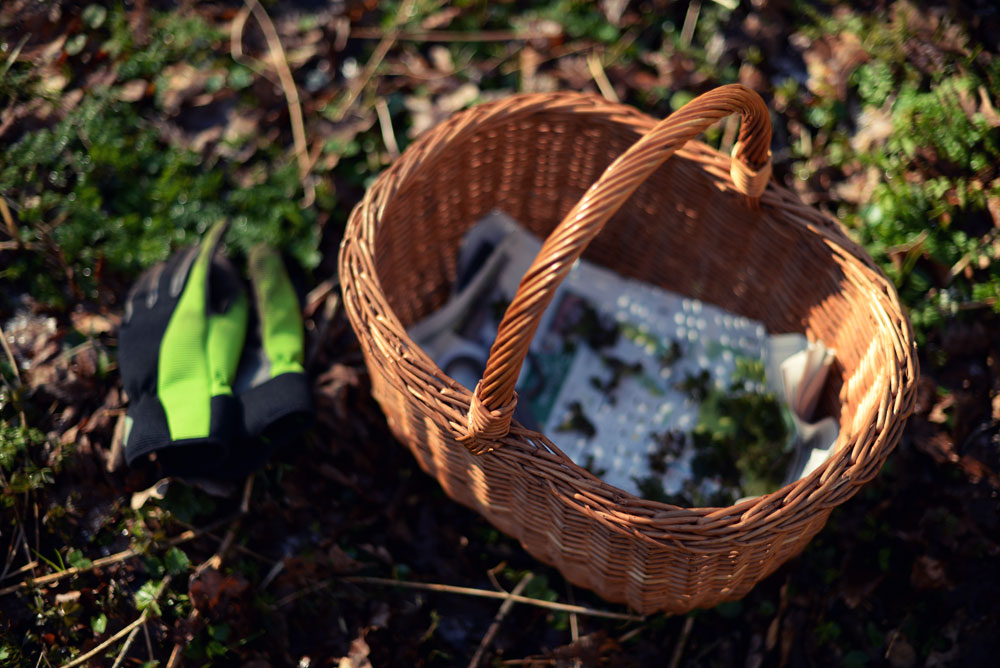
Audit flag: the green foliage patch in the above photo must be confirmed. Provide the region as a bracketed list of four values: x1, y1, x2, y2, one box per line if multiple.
[0, 9, 322, 305]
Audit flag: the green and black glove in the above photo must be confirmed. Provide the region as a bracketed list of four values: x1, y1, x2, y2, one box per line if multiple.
[119, 220, 248, 475]
[221, 244, 313, 478]
[120, 222, 313, 478]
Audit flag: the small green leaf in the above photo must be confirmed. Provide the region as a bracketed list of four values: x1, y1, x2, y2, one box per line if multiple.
[65, 34, 88, 56]
[134, 580, 162, 616]
[164, 547, 191, 575]
[67, 548, 93, 570]
[91, 613, 107, 634]
[82, 4, 108, 29]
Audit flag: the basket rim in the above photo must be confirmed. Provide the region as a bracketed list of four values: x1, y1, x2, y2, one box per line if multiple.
[338, 90, 919, 540]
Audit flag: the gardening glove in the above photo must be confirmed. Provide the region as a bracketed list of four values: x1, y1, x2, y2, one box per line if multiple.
[119, 220, 249, 476]
[218, 243, 313, 478]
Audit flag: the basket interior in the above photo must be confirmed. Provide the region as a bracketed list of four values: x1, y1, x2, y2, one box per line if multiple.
[370, 109, 894, 445]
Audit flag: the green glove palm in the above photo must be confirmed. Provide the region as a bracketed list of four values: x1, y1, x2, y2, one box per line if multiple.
[120, 221, 248, 475]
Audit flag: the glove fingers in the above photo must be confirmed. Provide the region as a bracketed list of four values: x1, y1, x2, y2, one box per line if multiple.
[206, 256, 249, 397]
[248, 244, 306, 377]
[216, 245, 312, 478]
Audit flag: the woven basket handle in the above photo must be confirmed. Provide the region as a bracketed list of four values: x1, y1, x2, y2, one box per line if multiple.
[460, 84, 773, 454]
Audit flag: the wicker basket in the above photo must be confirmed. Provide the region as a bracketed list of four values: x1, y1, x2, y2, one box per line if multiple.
[338, 85, 918, 614]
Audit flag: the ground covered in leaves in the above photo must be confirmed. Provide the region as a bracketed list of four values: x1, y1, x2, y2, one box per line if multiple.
[1, 0, 999, 665]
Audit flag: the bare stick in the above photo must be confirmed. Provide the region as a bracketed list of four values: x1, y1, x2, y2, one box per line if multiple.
[142, 620, 155, 664]
[109, 624, 142, 668]
[586, 52, 618, 103]
[468, 572, 534, 668]
[0, 322, 25, 399]
[244, 0, 313, 204]
[375, 98, 400, 160]
[617, 624, 646, 644]
[348, 27, 556, 42]
[0, 515, 239, 597]
[169, 476, 254, 665]
[329, 0, 416, 125]
[197, 475, 253, 574]
[566, 583, 581, 668]
[229, 7, 281, 88]
[667, 615, 695, 668]
[680, 1, 701, 47]
[0, 195, 19, 240]
[1, 559, 38, 583]
[280, 575, 643, 621]
[61, 576, 171, 668]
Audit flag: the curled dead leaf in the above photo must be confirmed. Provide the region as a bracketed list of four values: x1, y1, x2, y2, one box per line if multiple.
[117, 79, 149, 102]
[70, 309, 119, 336]
[337, 635, 372, 668]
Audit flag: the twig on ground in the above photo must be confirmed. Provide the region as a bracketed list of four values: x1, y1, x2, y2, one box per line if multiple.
[565, 583, 582, 668]
[0, 195, 19, 241]
[229, 8, 281, 88]
[276, 575, 643, 621]
[0, 321, 27, 429]
[61, 575, 171, 668]
[617, 623, 646, 643]
[0, 559, 38, 583]
[195, 475, 253, 575]
[242, 0, 313, 206]
[468, 572, 534, 668]
[587, 52, 618, 103]
[107, 411, 127, 472]
[348, 27, 557, 42]
[142, 621, 155, 665]
[375, 98, 400, 160]
[667, 615, 695, 668]
[0, 521, 25, 584]
[109, 623, 142, 668]
[305, 280, 341, 365]
[680, 1, 701, 47]
[168, 476, 255, 666]
[0, 514, 240, 597]
[328, 0, 416, 125]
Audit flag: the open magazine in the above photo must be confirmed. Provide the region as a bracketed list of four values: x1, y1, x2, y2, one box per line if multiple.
[409, 211, 839, 504]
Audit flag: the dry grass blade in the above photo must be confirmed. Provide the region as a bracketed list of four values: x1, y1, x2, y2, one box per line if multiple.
[376, 98, 400, 160]
[243, 0, 313, 205]
[0, 196, 19, 240]
[347, 27, 556, 42]
[328, 0, 416, 125]
[328, 576, 644, 621]
[468, 572, 535, 668]
[667, 616, 695, 668]
[586, 52, 618, 103]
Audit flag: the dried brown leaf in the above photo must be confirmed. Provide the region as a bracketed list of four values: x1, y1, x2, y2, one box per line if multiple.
[69, 309, 119, 336]
[420, 6, 461, 30]
[799, 32, 868, 99]
[338, 634, 372, 668]
[116, 79, 149, 102]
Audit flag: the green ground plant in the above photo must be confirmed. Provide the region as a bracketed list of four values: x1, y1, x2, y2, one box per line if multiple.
[790, 3, 1000, 341]
[0, 8, 323, 305]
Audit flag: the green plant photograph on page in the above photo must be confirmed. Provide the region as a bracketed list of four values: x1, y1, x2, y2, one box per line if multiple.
[118, 220, 312, 479]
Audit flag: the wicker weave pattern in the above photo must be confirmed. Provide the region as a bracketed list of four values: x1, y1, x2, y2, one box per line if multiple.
[339, 85, 918, 614]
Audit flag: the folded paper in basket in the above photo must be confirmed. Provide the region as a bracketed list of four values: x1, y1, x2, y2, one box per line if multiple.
[408, 210, 838, 503]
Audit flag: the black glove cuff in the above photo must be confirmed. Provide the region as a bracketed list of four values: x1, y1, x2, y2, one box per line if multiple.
[124, 394, 237, 477]
[239, 372, 314, 441]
